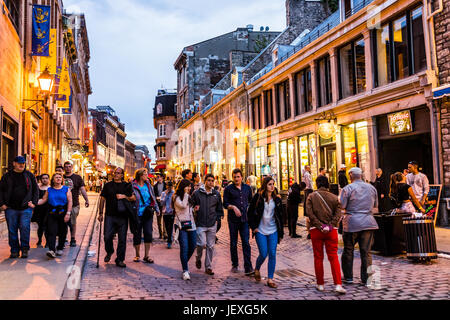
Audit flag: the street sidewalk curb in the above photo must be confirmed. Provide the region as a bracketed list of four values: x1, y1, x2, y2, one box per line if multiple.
[60, 195, 99, 300]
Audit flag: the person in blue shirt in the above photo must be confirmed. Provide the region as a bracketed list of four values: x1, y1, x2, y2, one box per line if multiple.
[161, 181, 175, 248]
[131, 168, 160, 263]
[38, 173, 72, 259]
[223, 168, 254, 275]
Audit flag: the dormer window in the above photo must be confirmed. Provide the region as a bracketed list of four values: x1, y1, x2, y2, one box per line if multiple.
[156, 103, 163, 115]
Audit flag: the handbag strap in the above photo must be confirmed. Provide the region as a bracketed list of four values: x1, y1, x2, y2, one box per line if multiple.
[315, 191, 333, 215]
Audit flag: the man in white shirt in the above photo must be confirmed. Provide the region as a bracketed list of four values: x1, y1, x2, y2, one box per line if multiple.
[302, 165, 313, 208]
[406, 161, 429, 207]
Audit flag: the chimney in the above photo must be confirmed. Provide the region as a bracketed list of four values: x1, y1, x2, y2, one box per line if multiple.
[285, 0, 331, 39]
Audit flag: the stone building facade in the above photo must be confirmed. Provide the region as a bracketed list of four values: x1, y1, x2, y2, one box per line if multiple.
[174, 26, 281, 125]
[433, 0, 450, 225]
[153, 89, 177, 176]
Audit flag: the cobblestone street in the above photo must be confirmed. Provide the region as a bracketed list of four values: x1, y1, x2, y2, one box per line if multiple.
[79, 207, 450, 300]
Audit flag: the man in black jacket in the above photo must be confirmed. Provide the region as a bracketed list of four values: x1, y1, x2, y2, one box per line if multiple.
[338, 165, 349, 190]
[191, 174, 224, 275]
[0, 156, 39, 259]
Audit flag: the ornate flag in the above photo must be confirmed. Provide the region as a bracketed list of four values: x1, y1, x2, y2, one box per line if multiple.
[61, 90, 73, 115]
[40, 29, 57, 74]
[57, 58, 71, 108]
[31, 5, 51, 56]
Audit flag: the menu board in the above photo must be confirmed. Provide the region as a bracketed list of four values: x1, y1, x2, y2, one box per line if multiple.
[388, 110, 413, 135]
[424, 185, 442, 225]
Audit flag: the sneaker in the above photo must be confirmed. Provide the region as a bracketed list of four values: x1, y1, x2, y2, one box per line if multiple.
[335, 285, 347, 294]
[115, 261, 126, 268]
[316, 284, 325, 291]
[182, 271, 191, 281]
[104, 254, 112, 263]
[245, 269, 255, 276]
[231, 266, 239, 273]
[307, 234, 311, 240]
[70, 239, 76, 247]
[47, 251, 56, 259]
[20, 250, 29, 259]
[205, 269, 214, 276]
[291, 234, 302, 238]
[167, 243, 172, 249]
[56, 250, 64, 256]
[196, 259, 201, 270]
[9, 252, 20, 259]
[343, 279, 353, 285]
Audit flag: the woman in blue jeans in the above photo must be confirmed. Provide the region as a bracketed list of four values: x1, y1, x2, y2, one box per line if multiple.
[131, 168, 160, 263]
[248, 176, 284, 288]
[173, 179, 197, 281]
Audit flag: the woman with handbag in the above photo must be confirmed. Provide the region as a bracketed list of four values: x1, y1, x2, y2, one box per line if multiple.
[38, 173, 72, 259]
[247, 176, 284, 289]
[173, 179, 197, 281]
[131, 168, 160, 264]
[305, 175, 346, 294]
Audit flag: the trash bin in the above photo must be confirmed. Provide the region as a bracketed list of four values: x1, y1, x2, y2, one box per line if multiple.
[403, 217, 437, 262]
[373, 213, 409, 256]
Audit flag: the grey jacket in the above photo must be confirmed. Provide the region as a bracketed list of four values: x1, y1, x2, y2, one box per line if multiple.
[191, 187, 224, 228]
[340, 180, 379, 233]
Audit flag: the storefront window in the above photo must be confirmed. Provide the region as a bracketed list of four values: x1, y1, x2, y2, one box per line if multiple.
[298, 134, 318, 188]
[266, 143, 277, 182]
[279, 139, 294, 190]
[341, 121, 370, 179]
[356, 121, 370, 180]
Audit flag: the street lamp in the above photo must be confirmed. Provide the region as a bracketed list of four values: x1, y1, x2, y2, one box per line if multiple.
[37, 67, 54, 93]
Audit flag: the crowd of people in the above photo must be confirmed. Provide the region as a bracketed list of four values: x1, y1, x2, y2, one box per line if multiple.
[0, 157, 89, 259]
[0, 155, 430, 294]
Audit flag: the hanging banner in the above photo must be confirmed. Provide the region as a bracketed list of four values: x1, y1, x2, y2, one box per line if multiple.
[31, 5, 51, 56]
[57, 58, 71, 108]
[61, 90, 73, 115]
[40, 29, 57, 74]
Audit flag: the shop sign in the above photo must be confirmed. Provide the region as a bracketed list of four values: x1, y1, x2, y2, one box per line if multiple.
[388, 111, 413, 135]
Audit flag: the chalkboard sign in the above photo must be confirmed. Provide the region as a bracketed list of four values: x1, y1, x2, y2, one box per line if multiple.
[424, 185, 442, 225]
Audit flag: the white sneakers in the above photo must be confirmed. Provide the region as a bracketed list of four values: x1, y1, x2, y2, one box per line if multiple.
[182, 271, 191, 281]
[47, 251, 56, 259]
[56, 250, 63, 256]
[335, 285, 347, 294]
[316, 284, 347, 294]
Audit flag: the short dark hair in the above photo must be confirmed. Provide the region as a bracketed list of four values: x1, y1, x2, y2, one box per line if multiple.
[408, 161, 418, 167]
[167, 181, 173, 187]
[40, 173, 50, 179]
[55, 165, 64, 171]
[181, 169, 192, 178]
[204, 174, 215, 181]
[316, 176, 329, 189]
[63, 161, 72, 167]
[232, 168, 242, 177]
[192, 172, 199, 179]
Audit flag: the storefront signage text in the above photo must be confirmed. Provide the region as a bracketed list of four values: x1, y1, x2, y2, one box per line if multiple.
[388, 111, 413, 135]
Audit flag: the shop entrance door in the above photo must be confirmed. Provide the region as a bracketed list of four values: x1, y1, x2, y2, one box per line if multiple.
[320, 145, 337, 184]
[378, 133, 433, 183]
